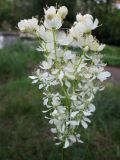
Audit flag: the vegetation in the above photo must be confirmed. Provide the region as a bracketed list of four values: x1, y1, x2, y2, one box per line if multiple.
[102, 45, 120, 67]
[0, 41, 120, 159]
[0, 40, 43, 83]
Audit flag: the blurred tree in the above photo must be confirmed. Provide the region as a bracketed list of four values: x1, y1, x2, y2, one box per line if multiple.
[0, 0, 77, 30]
[0, 0, 13, 30]
[0, 0, 36, 30]
[76, 0, 115, 15]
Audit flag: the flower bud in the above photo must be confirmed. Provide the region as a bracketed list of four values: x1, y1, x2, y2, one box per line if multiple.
[57, 6, 68, 19]
[83, 46, 89, 52]
[44, 6, 56, 20]
[76, 13, 83, 22]
[84, 14, 93, 20]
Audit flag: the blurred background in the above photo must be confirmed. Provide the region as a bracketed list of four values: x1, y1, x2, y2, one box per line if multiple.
[0, 0, 120, 160]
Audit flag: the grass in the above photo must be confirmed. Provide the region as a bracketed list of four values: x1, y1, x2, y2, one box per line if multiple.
[0, 41, 120, 160]
[0, 40, 43, 83]
[102, 45, 120, 67]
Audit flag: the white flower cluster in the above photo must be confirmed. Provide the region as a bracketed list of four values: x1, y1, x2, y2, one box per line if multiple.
[18, 6, 111, 149]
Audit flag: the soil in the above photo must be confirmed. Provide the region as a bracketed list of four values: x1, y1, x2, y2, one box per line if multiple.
[105, 66, 120, 83]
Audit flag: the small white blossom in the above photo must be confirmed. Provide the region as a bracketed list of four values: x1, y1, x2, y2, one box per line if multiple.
[18, 17, 39, 32]
[44, 6, 66, 29]
[57, 6, 68, 19]
[97, 71, 111, 82]
[44, 16, 62, 29]
[44, 6, 56, 20]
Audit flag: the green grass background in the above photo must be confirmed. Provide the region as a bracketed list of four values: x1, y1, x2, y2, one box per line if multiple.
[0, 41, 120, 160]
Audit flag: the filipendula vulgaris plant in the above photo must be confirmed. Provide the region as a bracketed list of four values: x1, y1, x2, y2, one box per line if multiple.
[18, 5, 111, 154]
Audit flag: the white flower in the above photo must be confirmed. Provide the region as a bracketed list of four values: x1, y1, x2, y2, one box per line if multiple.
[51, 128, 57, 133]
[44, 6, 56, 20]
[64, 62, 75, 80]
[76, 13, 83, 22]
[88, 104, 96, 112]
[44, 6, 65, 29]
[64, 50, 75, 62]
[97, 44, 105, 51]
[36, 25, 46, 40]
[18, 17, 38, 32]
[40, 60, 53, 70]
[76, 13, 99, 31]
[19, 6, 111, 149]
[97, 71, 111, 82]
[70, 13, 99, 40]
[52, 96, 61, 106]
[84, 35, 105, 52]
[57, 31, 72, 46]
[57, 6, 68, 19]
[71, 111, 79, 118]
[44, 16, 62, 29]
[76, 13, 93, 22]
[73, 22, 86, 36]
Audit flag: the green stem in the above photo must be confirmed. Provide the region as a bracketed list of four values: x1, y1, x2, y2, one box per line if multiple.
[35, 32, 49, 60]
[62, 147, 65, 160]
[76, 50, 86, 70]
[52, 29, 58, 67]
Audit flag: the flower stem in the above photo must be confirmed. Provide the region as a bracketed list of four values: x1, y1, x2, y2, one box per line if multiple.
[52, 29, 58, 67]
[62, 147, 65, 160]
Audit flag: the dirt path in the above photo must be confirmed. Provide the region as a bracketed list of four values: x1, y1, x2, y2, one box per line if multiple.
[105, 66, 120, 83]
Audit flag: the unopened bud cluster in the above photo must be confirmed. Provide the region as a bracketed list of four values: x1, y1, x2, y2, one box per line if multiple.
[18, 6, 111, 148]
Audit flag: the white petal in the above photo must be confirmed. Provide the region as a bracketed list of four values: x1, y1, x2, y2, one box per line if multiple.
[69, 135, 76, 143]
[36, 47, 44, 52]
[64, 138, 69, 148]
[71, 95, 77, 101]
[65, 80, 71, 88]
[89, 104, 96, 112]
[83, 111, 91, 116]
[32, 79, 38, 84]
[55, 142, 61, 145]
[43, 98, 48, 105]
[58, 71, 64, 85]
[42, 108, 51, 113]
[97, 71, 111, 82]
[49, 119, 54, 124]
[77, 63, 86, 72]
[97, 44, 105, 51]
[71, 111, 79, 118]
[77, 138, 84, 143]
[51, 128, 57, 133]
[29, 76, 37, 79]
[65, 72, 75, 80]
[92, 18, 99, 30]
[81, 120, 88, 129]
[67, 121, 79, 126]
[39, 84, 44, 89]
[83, 117, 91, 123]
[52, 109, 58, 116]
